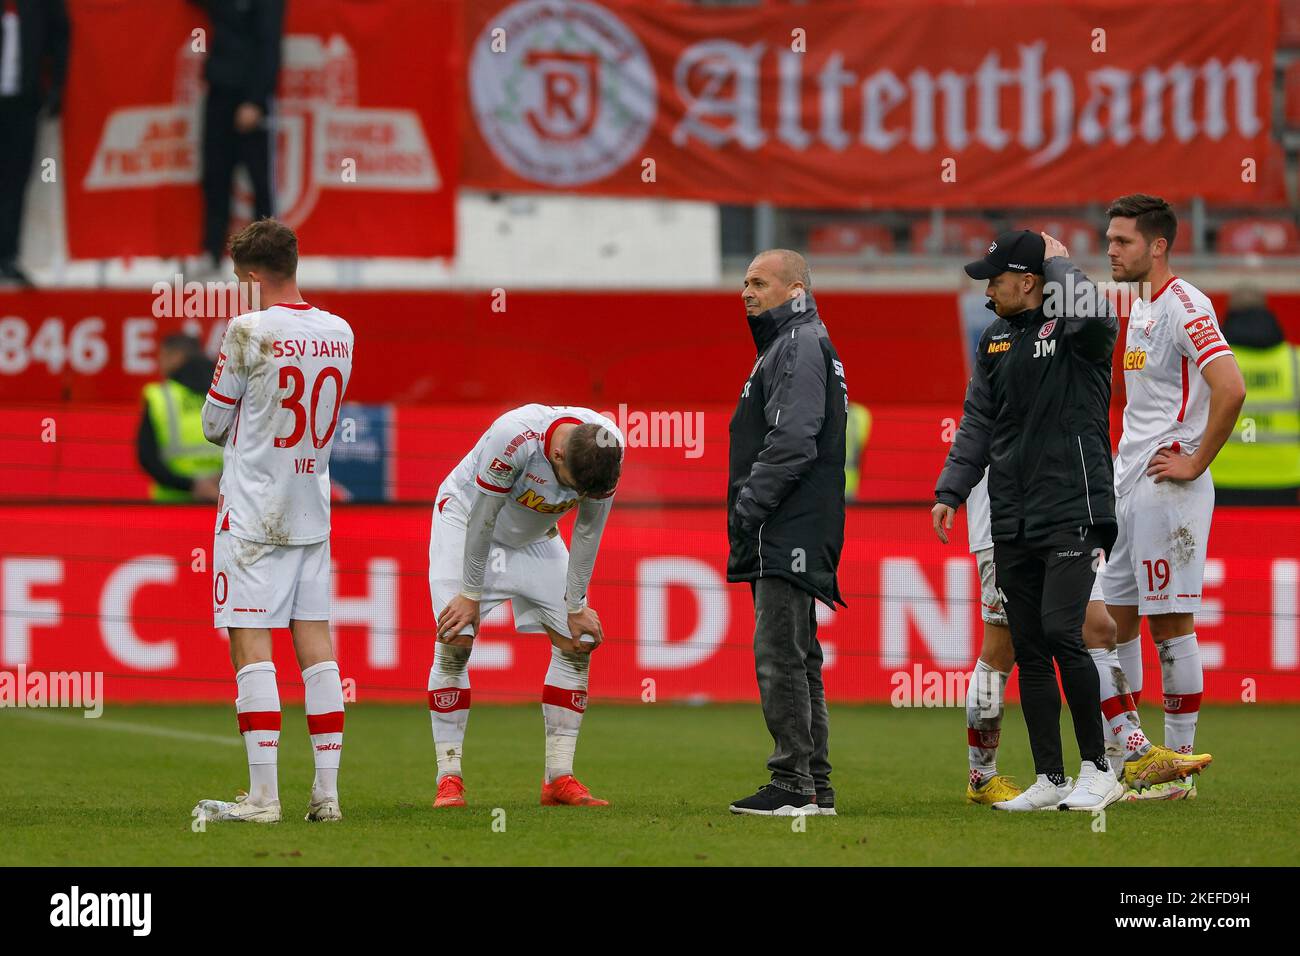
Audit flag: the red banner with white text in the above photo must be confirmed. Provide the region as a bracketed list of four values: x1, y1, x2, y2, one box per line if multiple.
[2, 505, 1296, 704]
[462, 0, 1285, 206]
[62, 0, 459, 258]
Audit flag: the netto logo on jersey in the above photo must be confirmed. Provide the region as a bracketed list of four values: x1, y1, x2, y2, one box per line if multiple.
[1124, 347, 1147, 370]
[987, 340, 1010, 354]
[516, 489, 579, 515]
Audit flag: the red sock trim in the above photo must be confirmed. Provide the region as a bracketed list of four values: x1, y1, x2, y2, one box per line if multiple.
[1131, 689, 1142, 706]
[307, 710, 345, 735]
[967, 726, 1000, 749]
[1163, 691, 1202, 714]
[428, 687, 471, 712]
[543, 684, 588, 713]
[237, 710, 281, 733]
[1100, 694, 1137, 720]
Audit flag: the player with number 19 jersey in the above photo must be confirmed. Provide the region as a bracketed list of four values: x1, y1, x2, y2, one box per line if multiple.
[203, 301, 354, 627]
[1100, 276, 1231, 615]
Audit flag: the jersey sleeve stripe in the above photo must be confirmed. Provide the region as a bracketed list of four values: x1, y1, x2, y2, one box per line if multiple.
[475, 475, 511, 494]
[207, 387, 237, 406]
[1196, 343, 1232, 367]
[1176, 355, 1190, 423]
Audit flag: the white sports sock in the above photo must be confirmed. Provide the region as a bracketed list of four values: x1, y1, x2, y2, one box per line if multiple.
[428, 643, 472, 781]
[302, 660, 344, 801]
[1116, 637, 1144, 705]
[542, 645, 589, 784]
[235, 661, 280, 805]
[965, 659, 1008, 787]
[1159, 633, 1203, 753]
[1090, 647, 1149, 760]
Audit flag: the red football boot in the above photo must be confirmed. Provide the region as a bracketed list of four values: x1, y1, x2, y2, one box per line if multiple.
[540, 774, 609, 807]
[434, 775, 467, 808]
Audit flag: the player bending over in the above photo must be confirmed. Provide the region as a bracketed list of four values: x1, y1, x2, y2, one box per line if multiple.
[426, 404, 624, 808]
[193, 219, 355, 824]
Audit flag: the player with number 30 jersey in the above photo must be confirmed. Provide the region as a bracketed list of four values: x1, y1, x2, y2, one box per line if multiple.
[194, 219, 354, 827]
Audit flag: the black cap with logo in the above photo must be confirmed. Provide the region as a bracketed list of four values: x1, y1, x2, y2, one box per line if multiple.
[964, 230, 1046, 279]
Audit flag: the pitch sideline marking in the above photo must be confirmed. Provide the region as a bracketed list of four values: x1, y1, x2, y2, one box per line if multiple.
[2, 709, 242, 747]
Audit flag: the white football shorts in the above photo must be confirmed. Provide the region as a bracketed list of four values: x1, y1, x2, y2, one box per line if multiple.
[428, 497, 571, 639]
[1100, 468, 1214, 615]
[213, 531, 330, 629]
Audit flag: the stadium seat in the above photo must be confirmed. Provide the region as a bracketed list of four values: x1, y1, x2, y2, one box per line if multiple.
[807, 223, 895, 256]
[1286, 60, 1300, 129]
[911, 216, 994, 256]
[1216, 217, 1300, 255]
[1024, 216, 1102, 256]
[1282, 0, 1300, 48]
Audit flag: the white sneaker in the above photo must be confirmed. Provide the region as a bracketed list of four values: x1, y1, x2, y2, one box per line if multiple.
[1058, 762, 1124, 811]
[992, 774, 1072, 811]
[305, 796, 342, 822]
[193, 793, 282, 823]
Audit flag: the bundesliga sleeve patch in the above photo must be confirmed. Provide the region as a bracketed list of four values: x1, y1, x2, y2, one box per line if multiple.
[212, 351, 227, 386]
[486, 457, 514, 480]
[1184, 317, 1222, 352]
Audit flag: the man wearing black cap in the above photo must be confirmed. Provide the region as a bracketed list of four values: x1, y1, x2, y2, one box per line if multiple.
[931, 230, 1124, 812]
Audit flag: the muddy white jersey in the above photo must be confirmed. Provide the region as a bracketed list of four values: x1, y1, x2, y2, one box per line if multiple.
[205, 302, 354, 545]
[437, 404, 623, 549]
[1113, 276, 1233, 497]
[966, 468, 993, 553]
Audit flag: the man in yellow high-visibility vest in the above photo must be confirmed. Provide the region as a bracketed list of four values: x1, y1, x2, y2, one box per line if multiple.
[136, 333, 223, 501]
[1211, 291, 1300, 506]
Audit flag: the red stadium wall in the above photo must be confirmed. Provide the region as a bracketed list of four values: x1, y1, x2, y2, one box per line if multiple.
[4, 289, 1300, 504]
[3, 504, 1297, 704]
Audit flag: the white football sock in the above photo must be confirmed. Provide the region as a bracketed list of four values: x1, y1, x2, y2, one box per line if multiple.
[1159, 633, 1203, 753]
[302, 660, 344, 801]
[235, 661, 280, 805]
[965, 659, 1008, 787]
[542, 645, 589, 784]
[1091, 647, 1149, 761]
[428, 642, 472, 781]
[1116, 636, 1144, 705]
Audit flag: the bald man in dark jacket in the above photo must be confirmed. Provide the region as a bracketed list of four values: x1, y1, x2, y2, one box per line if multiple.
[727, 249, 848, 817]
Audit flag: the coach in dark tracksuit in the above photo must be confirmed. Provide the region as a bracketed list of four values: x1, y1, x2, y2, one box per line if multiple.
[934, 230, 1120, 810]
[727, 249, 848, 817]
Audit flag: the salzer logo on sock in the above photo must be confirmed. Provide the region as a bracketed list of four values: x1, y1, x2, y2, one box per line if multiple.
[315, 741, 342, 751]
[50, 886, 151, 936]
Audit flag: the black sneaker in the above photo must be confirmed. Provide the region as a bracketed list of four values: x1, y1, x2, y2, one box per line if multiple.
[728, 784, 817, 816]
[815, 790, 836, 816]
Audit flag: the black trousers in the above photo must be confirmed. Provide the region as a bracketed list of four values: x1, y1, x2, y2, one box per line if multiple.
[0, 94, 39, 263]
[201, 86, 274, 260]
[994, 525, 1108, 776]
[750, 577, 831, 796]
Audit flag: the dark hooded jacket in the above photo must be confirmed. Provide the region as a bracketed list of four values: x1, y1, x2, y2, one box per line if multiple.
[935, 257, 1118, 545]
[727, 294, 848, 608]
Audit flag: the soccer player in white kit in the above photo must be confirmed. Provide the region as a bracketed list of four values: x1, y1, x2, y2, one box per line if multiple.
[192, 220, 355, 824]
[1093, 195, 1245, 799]
[427, 404, 624, 808]
[957, 471, 1024, 805]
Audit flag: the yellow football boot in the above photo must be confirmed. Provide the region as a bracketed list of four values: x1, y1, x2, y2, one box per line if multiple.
[1123, 744, 1212, 792]
[967, 774, 1023, 805]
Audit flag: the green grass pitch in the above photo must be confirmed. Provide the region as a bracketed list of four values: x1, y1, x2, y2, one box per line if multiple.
[3, 702, 1296, 866]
